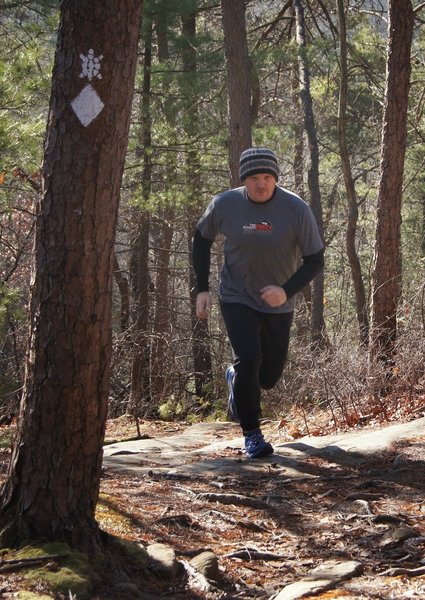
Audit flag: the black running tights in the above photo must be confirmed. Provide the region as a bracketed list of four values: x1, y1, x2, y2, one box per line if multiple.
[220, 302, 294, 433]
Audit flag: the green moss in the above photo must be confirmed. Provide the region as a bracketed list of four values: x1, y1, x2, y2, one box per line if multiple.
[5, 542, 93, 600]
[96, 494, 136, 537]
[25, 564, 91, 599]
[16, 593, 53, 599]
[1, 537, 150, 599]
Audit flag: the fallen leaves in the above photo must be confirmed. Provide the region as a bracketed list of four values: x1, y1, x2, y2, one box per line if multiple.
[96, 434, 425, 599]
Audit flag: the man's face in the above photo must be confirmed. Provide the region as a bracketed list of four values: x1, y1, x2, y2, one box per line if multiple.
[244, 173, 276, 203]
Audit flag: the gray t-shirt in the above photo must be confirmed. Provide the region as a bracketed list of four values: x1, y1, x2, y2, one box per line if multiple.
[196, 185, 323, 313]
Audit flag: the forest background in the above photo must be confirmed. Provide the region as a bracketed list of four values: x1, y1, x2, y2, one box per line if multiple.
[1, 0, 424, 435]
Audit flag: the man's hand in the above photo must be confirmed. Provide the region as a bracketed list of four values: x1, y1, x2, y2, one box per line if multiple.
[196, 291, 212, 319]
[260, 285, 287, 308]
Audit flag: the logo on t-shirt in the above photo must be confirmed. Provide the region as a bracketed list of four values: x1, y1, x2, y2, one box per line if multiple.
[243, 221, 273, 235]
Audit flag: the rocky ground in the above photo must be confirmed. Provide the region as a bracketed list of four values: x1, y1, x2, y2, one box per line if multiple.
[97, 414, 425, 600]
[0, 403, 423, 599]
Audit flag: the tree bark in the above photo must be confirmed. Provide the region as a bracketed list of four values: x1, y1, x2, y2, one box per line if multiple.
[128, 214, 151, 416]
[293, 0, 326, 347]
[290, 63, 312, 340]
[128, 11, 152, 419]
[0, 0, 142, 550]
[369, 0, 413, 363]
[150, 209, 173, 403]
[336, 0, 369, 345]
[422, 190, 425, 257]
[113, 252, 130, 332]
[181, 8, 213, 399]
[221, 0, 252, 186]
[291, 64, 305, 200]
[147, 7, 177, 409]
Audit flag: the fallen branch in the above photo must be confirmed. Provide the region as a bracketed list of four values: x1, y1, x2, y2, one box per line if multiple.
[208, 509, 269, 532]
[379, 565, 425, 577]
[372, 514, 405, 525]
[345, 492, 382, 501]
[155, 513, 199, 528]
[0, 553, 68, 573]
[174, 485, 198, 498]
[224, 547, 288, 561]
[196, 492, 271, 510]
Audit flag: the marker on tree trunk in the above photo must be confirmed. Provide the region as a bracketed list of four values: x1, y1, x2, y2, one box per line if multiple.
[71, 49, 104, 127]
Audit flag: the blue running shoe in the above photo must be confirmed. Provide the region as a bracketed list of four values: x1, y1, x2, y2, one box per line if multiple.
[244, 429, 274, 459]
[225, 365, 239, 422]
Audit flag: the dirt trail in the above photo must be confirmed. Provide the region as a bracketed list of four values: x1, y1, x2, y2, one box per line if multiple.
[99, 418, 425, 599]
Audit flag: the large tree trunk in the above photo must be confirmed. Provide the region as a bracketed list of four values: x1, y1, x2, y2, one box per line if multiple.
[0, 0, 141, 550]
[221, 0, 252, 186]
[336, 0, 369, 345]
[369, 0, 413, 363]
[293, 0, 326, 347]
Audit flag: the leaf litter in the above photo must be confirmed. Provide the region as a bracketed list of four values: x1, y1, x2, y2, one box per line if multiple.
[0, 409, 423, 598]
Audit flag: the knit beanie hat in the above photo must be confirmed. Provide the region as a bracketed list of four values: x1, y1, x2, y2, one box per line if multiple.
[239, 147, 279, 182]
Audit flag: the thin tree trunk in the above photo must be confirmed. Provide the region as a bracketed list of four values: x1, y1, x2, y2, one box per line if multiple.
[181, 8, 213, 398]
[113, 252, 130, 332]
[291, 64, 305, 199]
[422, 191, 425, 257]
[293, 0, 326, 347]
[369, 0, 413, 363]
[148, 8, 177, 408]
[150, 210, 173, 403]
[291, 63, 312, 340]
[0, 0, 141, 550]
[128, 213, 151, 415]
[128, 12, 152, 419]
[336, 0, 369, 345]
[221, 0, 252, 186]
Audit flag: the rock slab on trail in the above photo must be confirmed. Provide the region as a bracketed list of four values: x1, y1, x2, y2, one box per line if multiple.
[273, 560, 363, 599]
[103, 416, 425, 476]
